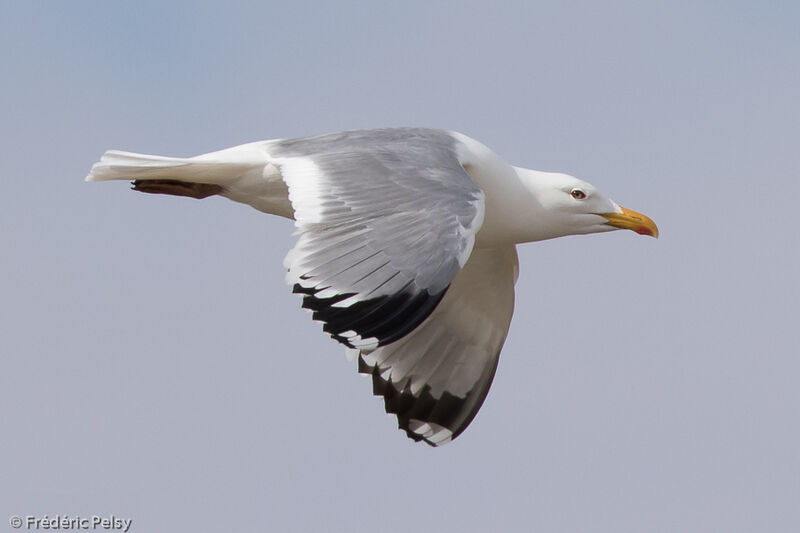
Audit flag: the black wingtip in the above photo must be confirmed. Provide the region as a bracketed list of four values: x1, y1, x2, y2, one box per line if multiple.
[294, 283, 447, 349]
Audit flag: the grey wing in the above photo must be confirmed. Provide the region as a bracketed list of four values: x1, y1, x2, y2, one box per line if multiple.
[357, 246, 518, 446]
[270, 128, 485, 350]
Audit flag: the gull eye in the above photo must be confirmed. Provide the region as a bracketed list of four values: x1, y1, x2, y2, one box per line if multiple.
[570, 188, 587, 200]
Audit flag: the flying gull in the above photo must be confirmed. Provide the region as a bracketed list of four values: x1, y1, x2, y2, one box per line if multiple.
[86, 128, 658, 446]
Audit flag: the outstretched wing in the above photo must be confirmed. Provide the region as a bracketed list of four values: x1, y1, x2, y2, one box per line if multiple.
[269, 128, 485, 350]
[357, 246, 518, 446]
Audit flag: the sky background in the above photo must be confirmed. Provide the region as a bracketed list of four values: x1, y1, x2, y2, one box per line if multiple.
[2, 1, 798, 532]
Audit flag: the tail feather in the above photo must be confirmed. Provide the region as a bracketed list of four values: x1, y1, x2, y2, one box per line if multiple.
[85, 144, 269, 185]
[86, 150, 192, 182]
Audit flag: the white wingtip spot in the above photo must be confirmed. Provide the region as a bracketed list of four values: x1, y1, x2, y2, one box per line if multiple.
[331, 294, 364, 308]
[408, 419, 453, 446]
[351, 336, 378, 351]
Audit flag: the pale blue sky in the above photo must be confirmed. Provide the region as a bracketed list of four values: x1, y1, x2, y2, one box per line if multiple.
[2, 2, 798, 532]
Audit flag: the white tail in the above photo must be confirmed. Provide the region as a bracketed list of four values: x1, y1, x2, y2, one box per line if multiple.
[85, 142, 272, 185]
[86, 151, 192, 182]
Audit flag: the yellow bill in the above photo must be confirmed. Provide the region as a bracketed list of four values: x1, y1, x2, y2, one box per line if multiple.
[603, 206, 659, 238]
